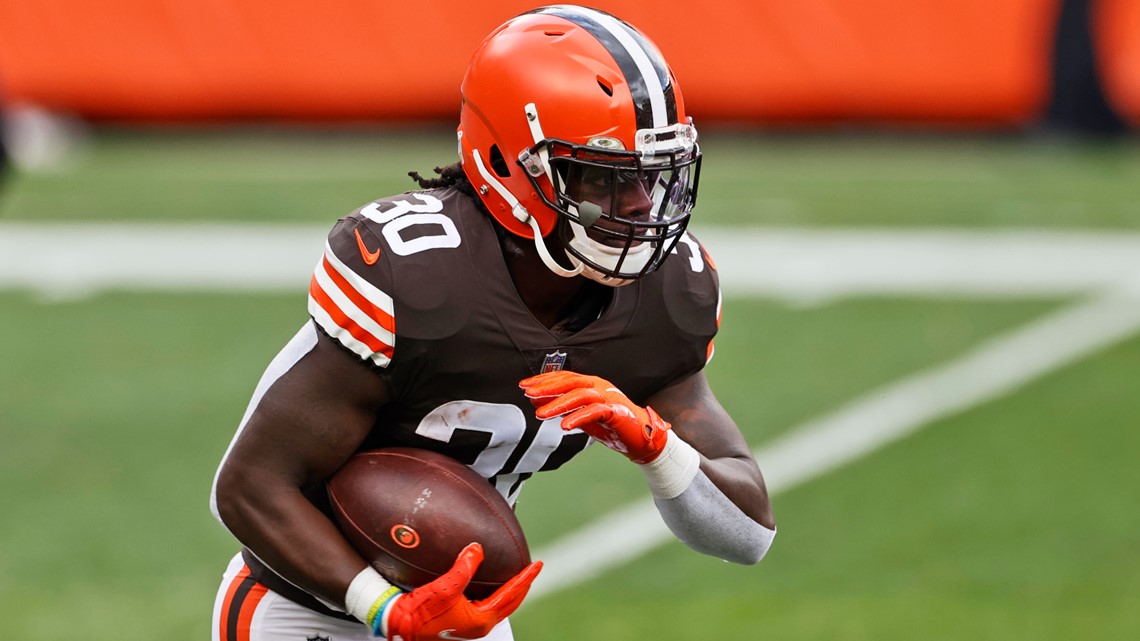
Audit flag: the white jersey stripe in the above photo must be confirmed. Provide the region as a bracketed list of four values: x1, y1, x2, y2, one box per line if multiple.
[312, 257, 395, 350]
[307, 293, 392, 367]
[706, 285, 721, 365]
[321, 242, 396, 319]
[715, 280, 723, 323]
[307, 242, 396, 367]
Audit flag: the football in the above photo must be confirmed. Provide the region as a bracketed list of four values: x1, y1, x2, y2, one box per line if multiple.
[327, 447, 531, 599]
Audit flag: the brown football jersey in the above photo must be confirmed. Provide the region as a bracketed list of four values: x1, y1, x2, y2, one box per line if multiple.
[247, 185, 721, 616]
[308, 185, 721, 504]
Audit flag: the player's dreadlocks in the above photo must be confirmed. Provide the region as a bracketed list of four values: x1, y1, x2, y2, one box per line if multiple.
[408, 163, 475, 198]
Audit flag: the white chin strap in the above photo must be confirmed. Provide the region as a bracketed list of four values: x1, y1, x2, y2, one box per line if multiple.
[523, 215, 584, 279]
[467, 142, 582, 280]
[571, 258, 635, 287]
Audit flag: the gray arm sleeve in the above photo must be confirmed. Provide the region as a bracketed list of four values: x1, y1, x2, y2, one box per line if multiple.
[653, 469, 776, 565]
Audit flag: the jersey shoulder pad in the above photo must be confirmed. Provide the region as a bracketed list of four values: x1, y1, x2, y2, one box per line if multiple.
[661, 231, 721, 324]
[307, 189, 478, 368]
[659, 231, 722, 362]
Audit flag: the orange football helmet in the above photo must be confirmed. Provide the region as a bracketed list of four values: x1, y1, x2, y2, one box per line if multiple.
[458, 5, 702, 285]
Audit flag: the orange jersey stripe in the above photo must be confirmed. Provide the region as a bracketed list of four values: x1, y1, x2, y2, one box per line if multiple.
[702, 245, 718, 271]
[321, 256, 395, 333]
[218, 566, 251, 641]
[309, 276, 394, 358]
[235, 581, 269, 641]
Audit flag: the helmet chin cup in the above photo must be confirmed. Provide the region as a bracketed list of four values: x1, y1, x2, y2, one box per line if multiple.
[570, 258, 636, 287]
[565, 219, 653, 286]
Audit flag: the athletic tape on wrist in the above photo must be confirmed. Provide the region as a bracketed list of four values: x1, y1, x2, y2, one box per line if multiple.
[346, 566, 401, 636]
[639, 430, 701, 499]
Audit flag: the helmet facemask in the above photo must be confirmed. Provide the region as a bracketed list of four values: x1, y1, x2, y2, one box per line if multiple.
[519, 125, 702, 285]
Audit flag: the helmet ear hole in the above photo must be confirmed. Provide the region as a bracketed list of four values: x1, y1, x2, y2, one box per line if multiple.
[489, 144, 511, 178]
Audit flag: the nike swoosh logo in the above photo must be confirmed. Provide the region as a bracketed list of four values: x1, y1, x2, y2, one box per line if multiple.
[355, 227, 381, 265]
[437, 630, 477, 641]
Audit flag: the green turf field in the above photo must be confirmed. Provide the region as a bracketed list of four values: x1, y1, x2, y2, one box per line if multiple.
[1, 129, 1137, 640]
[3, 128, 1140, 228]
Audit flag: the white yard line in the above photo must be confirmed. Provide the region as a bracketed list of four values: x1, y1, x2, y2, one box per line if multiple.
[2, 223, 1140, 300]
[696, 228, 1140, 301]
[528, 280, 1140, 598]
[0, 223, 328, 298]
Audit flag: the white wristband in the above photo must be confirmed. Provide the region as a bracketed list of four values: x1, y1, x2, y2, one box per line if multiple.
[345, 566, 398, 632]
[638, 430, 701, 499]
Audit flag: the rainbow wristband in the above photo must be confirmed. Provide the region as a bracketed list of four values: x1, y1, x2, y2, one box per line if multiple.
[368, 586, 402, 637]
[346, 567, 404, 638]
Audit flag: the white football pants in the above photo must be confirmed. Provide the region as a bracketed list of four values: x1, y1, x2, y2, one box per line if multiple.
[211, 553, 514, 641]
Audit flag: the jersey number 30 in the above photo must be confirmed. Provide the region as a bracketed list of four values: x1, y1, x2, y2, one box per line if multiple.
[415, 400, 587, 505]
[360, 194, 461, 256]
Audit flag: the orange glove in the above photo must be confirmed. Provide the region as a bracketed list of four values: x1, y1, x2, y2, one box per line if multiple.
[383, 543, 542, 641]
[520, 370, 671, 464]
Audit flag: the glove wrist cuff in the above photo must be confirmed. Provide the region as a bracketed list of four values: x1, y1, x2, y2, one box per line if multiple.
[345, 566, 401, 637]
[638, 430, 701, 499]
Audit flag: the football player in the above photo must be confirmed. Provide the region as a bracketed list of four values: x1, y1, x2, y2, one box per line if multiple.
[210, 6, 776, 641]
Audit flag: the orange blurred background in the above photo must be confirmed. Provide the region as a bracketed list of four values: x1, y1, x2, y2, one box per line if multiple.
[0, 0, 1135, 127]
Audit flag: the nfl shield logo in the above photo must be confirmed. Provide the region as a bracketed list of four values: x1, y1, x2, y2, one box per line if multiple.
[541, 351, 568, 373]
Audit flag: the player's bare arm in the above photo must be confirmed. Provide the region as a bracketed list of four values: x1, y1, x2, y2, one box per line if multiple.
[213, 328, 387, 606]
[523, 367, 776, 564]
[645, 369, 775, 530]
[214, 327, 542, 639]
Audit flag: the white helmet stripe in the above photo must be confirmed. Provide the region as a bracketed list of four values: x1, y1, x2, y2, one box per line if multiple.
[537, 5, 674, 129]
